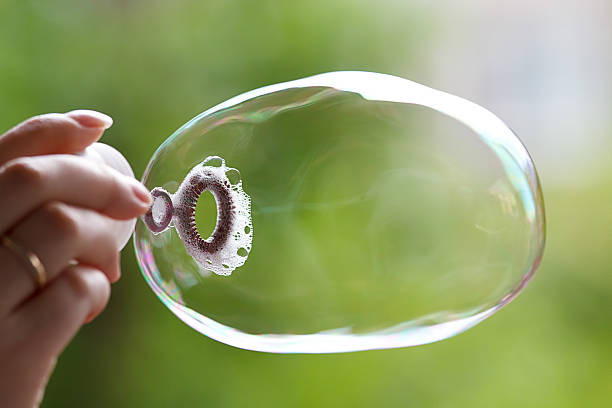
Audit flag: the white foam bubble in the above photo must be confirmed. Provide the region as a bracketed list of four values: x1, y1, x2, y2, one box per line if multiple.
[173, 156, 253, 276]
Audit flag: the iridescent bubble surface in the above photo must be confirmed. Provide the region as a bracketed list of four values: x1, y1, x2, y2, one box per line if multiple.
[134, 71, 545, 353]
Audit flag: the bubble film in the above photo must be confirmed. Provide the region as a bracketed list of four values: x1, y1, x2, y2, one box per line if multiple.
[134, 71, 545, 353]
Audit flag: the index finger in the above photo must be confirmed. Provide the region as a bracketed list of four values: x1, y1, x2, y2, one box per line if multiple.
[0, 154, 151, 235]
[0, 110, 113, 166]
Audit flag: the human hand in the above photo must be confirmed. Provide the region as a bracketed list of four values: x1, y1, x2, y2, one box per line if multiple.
[0, 111, 151, 407]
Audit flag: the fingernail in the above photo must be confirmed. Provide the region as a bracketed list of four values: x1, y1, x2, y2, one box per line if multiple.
[131, 181, 152, 207]
[66, 110, 113, 129]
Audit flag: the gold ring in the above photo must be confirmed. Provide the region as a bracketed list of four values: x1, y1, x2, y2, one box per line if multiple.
[1, 235, 47, 288]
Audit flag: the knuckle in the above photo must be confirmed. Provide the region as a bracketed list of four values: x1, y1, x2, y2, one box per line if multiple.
[21, 115, 48, 132]
[42, 202, 80, 240]
[21, 113, 82, 147]
[1, 159, 44, 191]
[62, 268, 110, 312]
[102, 171, 125, 211]
[63, 269, 93, 301]
[92, 163, 119, 210]
[21, 113, 66, 134]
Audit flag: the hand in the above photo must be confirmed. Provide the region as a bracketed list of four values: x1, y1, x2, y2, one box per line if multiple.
[0, 111, 151, 408]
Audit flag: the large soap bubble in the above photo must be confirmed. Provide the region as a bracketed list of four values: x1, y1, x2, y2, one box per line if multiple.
[134, 71, 545, 353]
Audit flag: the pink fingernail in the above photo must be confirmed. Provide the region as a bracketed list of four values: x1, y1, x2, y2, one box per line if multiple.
[66, 110, 113, 129]
[132, 182, 152, 207]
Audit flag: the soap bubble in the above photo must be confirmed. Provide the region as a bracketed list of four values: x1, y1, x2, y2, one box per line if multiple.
[134, 71, 545, 353]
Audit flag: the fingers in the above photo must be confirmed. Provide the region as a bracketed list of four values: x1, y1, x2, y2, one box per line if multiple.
[0, 110, 112, 166]
[0, 112, 129, 407]
[0, 154, 151, 234]
[0, 203, 122, 314]
[15, 265, 111, 348]
[3, 265, 109, 402]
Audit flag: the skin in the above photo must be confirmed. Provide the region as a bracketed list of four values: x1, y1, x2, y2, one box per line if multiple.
[0, 110, 151, 408]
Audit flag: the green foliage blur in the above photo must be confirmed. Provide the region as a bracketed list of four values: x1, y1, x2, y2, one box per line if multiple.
[1, 1, 610, 407]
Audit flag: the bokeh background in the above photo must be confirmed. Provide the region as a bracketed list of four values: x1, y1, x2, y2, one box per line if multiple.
[1, 0, 610, 406]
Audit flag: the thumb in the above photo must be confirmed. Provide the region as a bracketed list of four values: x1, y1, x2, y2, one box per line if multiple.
[77, 142, 140, 250]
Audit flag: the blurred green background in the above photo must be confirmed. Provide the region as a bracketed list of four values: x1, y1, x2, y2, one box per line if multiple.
[1, 0, 610, 406]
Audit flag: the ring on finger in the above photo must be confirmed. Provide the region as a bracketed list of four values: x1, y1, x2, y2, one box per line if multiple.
[1, 235, 47, 289]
